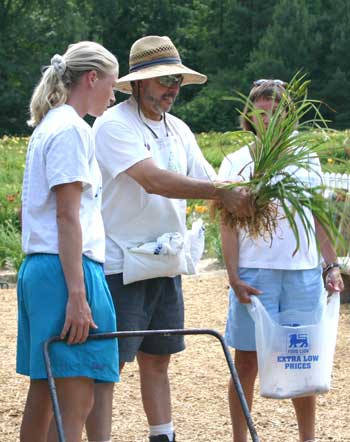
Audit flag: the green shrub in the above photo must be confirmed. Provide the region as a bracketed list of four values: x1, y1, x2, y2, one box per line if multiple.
[0, 220, 24, 272]
[196, 131, 250, 169]
[174, 87, 236, 133]
[186, 202, 223, 263]
[0, 136, 27, 227]
[319, 129, 350, 173]
[0, 136, 26, 272]
[197, 129, 350, 173]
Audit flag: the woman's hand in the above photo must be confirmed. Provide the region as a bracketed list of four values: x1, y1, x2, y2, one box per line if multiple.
[325, 267, 344, 293]
[230, 278, 262, 304]
[60, 291, 98, 344]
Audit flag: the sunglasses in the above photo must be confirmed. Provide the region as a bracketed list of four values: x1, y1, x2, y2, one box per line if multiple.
[253, 79, 287, 87]
[156, 74, 184, 88]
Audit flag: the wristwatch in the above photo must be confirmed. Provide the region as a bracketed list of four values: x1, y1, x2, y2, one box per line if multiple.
[324, 262, 340, 273]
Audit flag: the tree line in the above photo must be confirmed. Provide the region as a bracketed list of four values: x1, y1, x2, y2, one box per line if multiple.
[1, 0, 349, 136]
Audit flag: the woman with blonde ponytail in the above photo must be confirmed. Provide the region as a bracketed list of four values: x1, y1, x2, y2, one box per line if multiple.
[17, 41, 119, 442]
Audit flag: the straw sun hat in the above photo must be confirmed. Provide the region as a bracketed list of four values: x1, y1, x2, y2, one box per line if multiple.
[115, 35, 207, 94]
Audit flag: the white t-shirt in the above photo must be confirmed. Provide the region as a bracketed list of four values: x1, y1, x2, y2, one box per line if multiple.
[93, 97, 216, 274]
[22, 104, 105, 262]
[218, 144, 322, 270]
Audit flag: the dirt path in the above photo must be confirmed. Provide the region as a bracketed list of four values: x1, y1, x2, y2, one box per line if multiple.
[1, 271, 350, 441]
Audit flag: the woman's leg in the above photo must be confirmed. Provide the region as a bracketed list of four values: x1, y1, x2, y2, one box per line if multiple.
[281, 269, 320, 441]
[20, 380, 53, 442]
[46, 376, 94, 442]
[292, 395, 316, 442]
[228, 350, 258, 442]
[225, 270, 280, 441]
[85, 382, 115, 442]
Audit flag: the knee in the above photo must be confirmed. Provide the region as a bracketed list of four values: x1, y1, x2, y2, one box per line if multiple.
[138, 354, 170, 376]
[81, 392, 95, 419]
[235, 352, 258, 380]
[62, 390, 94, 423]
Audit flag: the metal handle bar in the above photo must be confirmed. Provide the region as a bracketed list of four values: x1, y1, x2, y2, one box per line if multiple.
[44, 328, 259, 442]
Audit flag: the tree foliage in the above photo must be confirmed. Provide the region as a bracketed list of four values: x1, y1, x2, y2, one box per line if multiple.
[0, 0, 349, 135]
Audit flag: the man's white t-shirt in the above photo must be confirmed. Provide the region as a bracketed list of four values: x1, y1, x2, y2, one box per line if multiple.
[22, 104, 105, 262]
[93, 97, 216, 274]
[218, 144, 322, 270]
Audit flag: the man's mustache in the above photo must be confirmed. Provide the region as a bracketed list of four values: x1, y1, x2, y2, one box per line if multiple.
[162, 93, 177, 100]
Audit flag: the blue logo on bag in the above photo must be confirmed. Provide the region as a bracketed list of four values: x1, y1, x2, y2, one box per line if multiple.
[288, 333, 309, 349]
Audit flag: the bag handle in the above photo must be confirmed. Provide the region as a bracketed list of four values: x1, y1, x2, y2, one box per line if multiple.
[248, 291, 340, 328]
[247, 295, 275, 327]
[326, 291, 340, 320]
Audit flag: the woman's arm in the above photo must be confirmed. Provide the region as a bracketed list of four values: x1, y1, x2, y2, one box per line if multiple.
[55, 182, 97, 344]
[220, 221, 261, 304]
[314, 216, 344, 292]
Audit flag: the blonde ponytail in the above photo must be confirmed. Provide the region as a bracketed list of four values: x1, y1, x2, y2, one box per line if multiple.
[28, 41, 118, 127]
[27, 66, 68, 127]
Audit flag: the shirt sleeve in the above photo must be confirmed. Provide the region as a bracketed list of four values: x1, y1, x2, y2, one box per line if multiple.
[45, 127, 92, 189]
[94, 120, 152, 179]
[218, 156, 231, 180]
[218, 145, 253, 182]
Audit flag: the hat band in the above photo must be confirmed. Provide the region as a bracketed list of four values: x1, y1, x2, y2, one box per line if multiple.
[129, 56, 182, 73]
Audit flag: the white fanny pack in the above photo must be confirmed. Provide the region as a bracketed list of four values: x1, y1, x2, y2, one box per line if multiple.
[122, 232, 189, 285]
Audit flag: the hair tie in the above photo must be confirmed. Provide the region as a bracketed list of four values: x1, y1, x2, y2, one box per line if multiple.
[50, 54, 66, 77]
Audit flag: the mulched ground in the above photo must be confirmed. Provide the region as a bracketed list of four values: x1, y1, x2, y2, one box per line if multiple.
[1, 270, 350, 441]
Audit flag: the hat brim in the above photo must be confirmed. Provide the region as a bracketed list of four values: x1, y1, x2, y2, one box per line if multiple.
[115, 63, 207, 94]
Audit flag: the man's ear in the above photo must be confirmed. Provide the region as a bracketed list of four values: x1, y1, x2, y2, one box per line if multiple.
[137, 80, 146, 90]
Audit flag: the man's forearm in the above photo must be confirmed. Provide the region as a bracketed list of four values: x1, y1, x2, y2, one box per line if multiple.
[141, 167, 223, 200]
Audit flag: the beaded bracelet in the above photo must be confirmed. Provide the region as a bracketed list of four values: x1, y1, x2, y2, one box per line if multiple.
[325, 262, 340, 273]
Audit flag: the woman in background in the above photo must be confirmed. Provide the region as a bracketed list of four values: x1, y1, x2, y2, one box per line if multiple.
[219, 79, 343, 442]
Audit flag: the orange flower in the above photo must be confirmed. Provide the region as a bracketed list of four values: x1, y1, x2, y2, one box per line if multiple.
[186, 207, 192, 215]
[194, 205, 208, 214]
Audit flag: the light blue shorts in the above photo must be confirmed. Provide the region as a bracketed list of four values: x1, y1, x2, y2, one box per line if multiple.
[225, 267, 324, 351]
[17, 254, 119, 381]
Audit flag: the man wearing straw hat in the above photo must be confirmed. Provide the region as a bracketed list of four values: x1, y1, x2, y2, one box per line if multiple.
[87, 35, 253, 442]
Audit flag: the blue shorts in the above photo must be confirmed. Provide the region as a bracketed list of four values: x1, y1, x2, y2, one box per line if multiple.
[225, 267, 324, 351]
[17, 254, 119, 381]
[107, 273, 185, 363]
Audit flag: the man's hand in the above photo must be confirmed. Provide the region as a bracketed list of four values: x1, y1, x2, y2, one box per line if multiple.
[60, 293, 98, 344]
[220, 187, 253, 218]
[325, 267, 344, 293]
[230, 278, 262, 304]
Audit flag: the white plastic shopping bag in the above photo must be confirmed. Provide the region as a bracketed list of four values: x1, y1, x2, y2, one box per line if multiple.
[247, 292, 340, 399]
